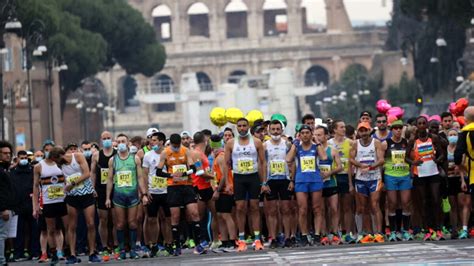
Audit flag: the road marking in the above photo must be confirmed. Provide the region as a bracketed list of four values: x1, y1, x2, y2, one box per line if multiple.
[347, 251, 371, 254]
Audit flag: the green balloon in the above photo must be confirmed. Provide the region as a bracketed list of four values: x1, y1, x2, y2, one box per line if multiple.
[271, 113, 288, 127]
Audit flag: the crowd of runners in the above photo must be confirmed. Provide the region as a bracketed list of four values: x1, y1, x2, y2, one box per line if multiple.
[1, 107, 474, 264]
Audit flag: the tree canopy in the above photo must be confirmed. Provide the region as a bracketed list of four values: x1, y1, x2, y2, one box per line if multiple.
[1, 0, 166, 105]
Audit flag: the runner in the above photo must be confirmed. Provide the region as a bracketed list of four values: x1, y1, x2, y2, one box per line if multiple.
[191, 132, 219, 249]
[49, 147, 102, 263]
[349, 121, 385, 243]
[210, 134, 237, 252]
[286, 124, 326, 246]
[406, 116, 444, 241]
[264, 120, 292, 248]
[155, 133, 207, 256]
[223, 118, 268, 251]
[105, 133, 149, 260]
[439, 112, 454, 139]
[328, 120, 356, 243]
[316, 126, 343, 245]
[372, 114, 392, 142]
[301, 114, 316, 128]
[359, 111, 372, 124]
[381, 120, 413, 241]
[32, 145, 68, 264]
[223, 128, 234, 144]
[181, 131, 192, 149]
[142, 132, 172, 256]
[90, 131, 117, 261]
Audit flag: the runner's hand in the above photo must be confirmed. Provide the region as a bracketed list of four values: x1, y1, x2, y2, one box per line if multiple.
[225, 185, 233, 194]
[105, 199, 111, 209]
[413, 160, 423, 166]
[212, 191, 220, 201]
[349, 183, 355, 194]
[64, 184, 73, 193]
[261, 185, 271, 194]
[288, 182, 294, 192]
[461, 181, 468, 192]
[92, 190, 98, 198]
[142, 195, 149, 206]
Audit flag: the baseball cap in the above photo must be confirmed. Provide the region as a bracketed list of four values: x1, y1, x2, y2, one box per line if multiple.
[146, 127, 159, 138]
[66, 143, 78, 150]
[390, 120, 404, 128]
[180, 131, 191, 138]
[357, 122, 372, 130]
[360, 111, 372, 118]
[299, 124, 312, 132]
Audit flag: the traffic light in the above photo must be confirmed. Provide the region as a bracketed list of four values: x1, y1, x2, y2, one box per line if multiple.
[415, 96, 423, 107]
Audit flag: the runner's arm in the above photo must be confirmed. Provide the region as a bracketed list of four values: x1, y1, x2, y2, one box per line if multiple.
[372, 140, 385, 168]
[106, 157, 114, 201]
[216, 155, 227, 192]
[432, 135, 445, 164]
[405, 140, 417, 165]
[286, 144, 297, 181]
[331, 149, 343, 175]
[223, 139, 233, 187]
[142, 156, 150, 192]
[74, 153, 91, 184]
[349, 141, 360, 167]
[156, 151, 171, 178]
[90, 151, 98, 189]
[135, 156, 147, 195]
[32, 164, 41, 213]
[256, 138, 267, 183]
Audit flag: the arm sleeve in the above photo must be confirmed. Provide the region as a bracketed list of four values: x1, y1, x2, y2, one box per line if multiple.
[454, 131, 468, 165]
[156, 168, 171, 178]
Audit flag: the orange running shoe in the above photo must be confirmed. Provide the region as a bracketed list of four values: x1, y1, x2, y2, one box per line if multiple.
[373, 233, 385, 243]
[320, 236, 330, 245]
[331, 235, 342, 245]
[360, 234, 374, 244]
[254, 240, 264, 251]
[237, 240, 247, 252]
[38, 253, 48, 263]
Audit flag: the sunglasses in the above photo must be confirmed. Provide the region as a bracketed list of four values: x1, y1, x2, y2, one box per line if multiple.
[376, 120, 387, 123]
[392, 126, 403, 130]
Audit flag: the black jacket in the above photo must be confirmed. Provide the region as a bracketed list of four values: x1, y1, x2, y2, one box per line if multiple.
[0, 167, 17, 213]
[454, 131, 474, 165]
[10, 164, 34, 215]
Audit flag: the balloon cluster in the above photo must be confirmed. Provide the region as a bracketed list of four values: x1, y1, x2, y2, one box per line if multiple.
[376, 99, 404, 124]
[448, 98, 469, 127]
[211, 107, 281, 127]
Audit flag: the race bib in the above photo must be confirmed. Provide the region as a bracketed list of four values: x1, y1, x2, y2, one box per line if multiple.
[172, 164, 187, 174]
[151, 176, 167, 189]
[47, 185, 64, 199]
[116, 170, 133, 187]
[100, 168, 109, 185]
[66, 173, 83, 189]
[340, 158, 349, 172]
[270, 160, 285, 175]
[417, 160, 439, 178]
[237, 158, 255, 173]
[319, 164, 331, 181]
[391, 150, 406, 165]
[301, 156, 316, 172]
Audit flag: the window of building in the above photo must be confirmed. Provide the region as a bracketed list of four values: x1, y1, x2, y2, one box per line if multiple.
[263, 0, 288, 36]
[150, 74, 174, 93]
[196, 72, 213, 91]
[228, 70, 247, 84]
[225, 0, 248, 38]
[301, 0, 327, 34]
[304, 65, 329, 86]
[188, 2, 210, 37]
[152, 4, 172, 42]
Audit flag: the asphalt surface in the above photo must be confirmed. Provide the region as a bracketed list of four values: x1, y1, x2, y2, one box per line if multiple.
[16, 239, 474, 265]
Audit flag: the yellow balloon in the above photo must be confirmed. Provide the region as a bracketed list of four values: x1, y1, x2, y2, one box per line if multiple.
[210, 107, 227, 127]
[246, 110, 264, 127]
[225, 108, 244, 124]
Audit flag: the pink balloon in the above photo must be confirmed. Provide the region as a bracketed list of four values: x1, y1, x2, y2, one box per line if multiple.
[387, 115, 398, 125]
[448, 102, 456, 114]
[386, 106, 404, 119]
[429, 115, 441, 122]
[376, 100, 392, 114]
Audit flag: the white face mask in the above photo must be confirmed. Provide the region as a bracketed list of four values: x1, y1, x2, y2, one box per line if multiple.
[271, 135, 281, 141]
[129, 145, 138, 154]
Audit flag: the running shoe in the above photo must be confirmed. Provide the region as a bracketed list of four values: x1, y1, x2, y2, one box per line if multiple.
[331, 235, 342, 245]
[113, 247, 120, 260]
[237, 240, 247, 252]
[89, 253, 102, 263]
[284, 238, 292, 248]
[38, 253, 48, 263]
[66, 255, 81, 264]
[245, 236, 254, 244]
[194, 242, 208, 255]
[299, 235, 309, 247]
[402, 230, 414, 241]
[360, 234, 374, 244]
[388, 232, 398, 242]
[172, 246, 182, 256]
[423, 230, 433, 241]
[436, 230, 445, 241]
[395, 231, 403, 241]
[270, 239, 278, 249]
[441, 227, 451, 240]
[320, 236, 330, 245]
[57, 250, 65, 261]
[119, 250, 127, 260]
[373, 233, 385, 243]
[459, 229, 469, 239]
[141, 245, 151, 258]
[343, 232, 356, 244]
[415, 231, 425, 241]
[210, 240, 222, 250]
[129, 249, 140, 259]
[430, 230, 439, 241]
[101, 248, 110, 262]
[312, 235, 319, 246]
[51, 253, 59, 265]
[254, 239, 264, 251]
[469, 228, 474, 238]
[223, 245, 237, 252]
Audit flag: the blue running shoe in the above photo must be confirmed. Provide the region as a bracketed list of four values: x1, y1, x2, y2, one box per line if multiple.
[194, 242, 208, 255]
[88, 253, 102, 263]
[65, 256, 81, 264]
[119, 250, 127, 260]
[129, 250, 140, 259]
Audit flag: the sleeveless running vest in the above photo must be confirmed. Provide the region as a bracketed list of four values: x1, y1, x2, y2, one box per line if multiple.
[372, 131, 392, 142]
[384, 138, 410, 177]
[318, 146, 337, 188]
[295, 143, 322, 183]
[62, 154, 94, 196]
[96, 149, 116, 187]
[40, 160, 65, 205]
[165, 146, 192, 186]
[113, 154, 138, 194]
[192, 147, 212, 190]
[213, 151, 234, 194]
[355, 138, 381, 181]
[265, 139, 289, 180]
[413, 138, 439, 177]
[328, 138, 351, 174]
[232, 137, 258, 175]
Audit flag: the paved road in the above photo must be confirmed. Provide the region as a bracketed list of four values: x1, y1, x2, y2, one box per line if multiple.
[19, 239, 474, 265]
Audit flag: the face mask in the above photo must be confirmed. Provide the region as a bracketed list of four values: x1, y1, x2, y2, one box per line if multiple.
[35, 157, 43, 162]
[117, 143, 128, 153]
[271, 135, 281, 141]
[171, 146, 180, 152]
[448, 136, 458, 144]
[44, 151, 50, 159]
[102, 139, 113, 149]
[129, 145, 138, 154]
[152, 145, 160, 152]
[83, 150, 92, 158]
[19, 159, 29, 166]
[239, 130, 249, 137]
